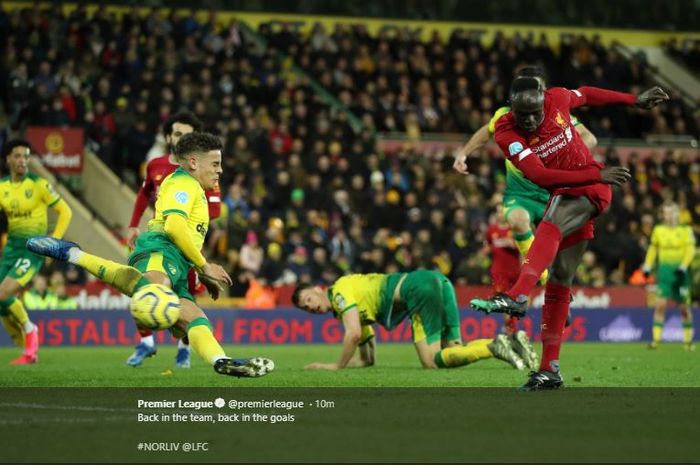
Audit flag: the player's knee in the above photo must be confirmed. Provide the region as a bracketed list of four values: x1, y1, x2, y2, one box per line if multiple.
[507, 209, 531, 233]
[550, 264, 575, 286]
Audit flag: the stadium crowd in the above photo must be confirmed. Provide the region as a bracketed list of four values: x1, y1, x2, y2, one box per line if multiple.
[1, 5, 699, 300]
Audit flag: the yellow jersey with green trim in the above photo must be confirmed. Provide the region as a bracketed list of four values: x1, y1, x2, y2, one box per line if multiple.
[148, 167, 209, 251]
[0, 173, 61, 240]
[489, 106, 581, 204]
[644, 224, 696, 269]
[328, 274, 389, 343]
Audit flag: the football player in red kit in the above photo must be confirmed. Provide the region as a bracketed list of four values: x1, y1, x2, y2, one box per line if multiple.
[126, 111, 222, 368]
[472, 78, 669, 389]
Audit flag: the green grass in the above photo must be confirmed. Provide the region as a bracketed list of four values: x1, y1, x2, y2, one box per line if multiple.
[1, 343, 699, 462]
[0, 342, 698, 387]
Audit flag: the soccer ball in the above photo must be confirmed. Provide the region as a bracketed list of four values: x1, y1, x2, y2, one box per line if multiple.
[130, 284, 181, 330]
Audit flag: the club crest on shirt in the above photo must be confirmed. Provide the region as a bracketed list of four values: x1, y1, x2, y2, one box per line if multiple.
[555, 111, 567, 129]
[155, 175, 162, 181]
[175, 191, 189, 204]
[25, 189, 33, 198]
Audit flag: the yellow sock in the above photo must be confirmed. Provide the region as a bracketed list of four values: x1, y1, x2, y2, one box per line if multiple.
[187, 318, 226, 365]
[76, 252, 145, 296]
[682, 322, 694, 345]
[7, 298, 29, 326]
[514, 231, 534, 258]
[652, 321, 664, 343]
[514, 231, 548, 284]
[1, 315, 25, 348]
[435, 338, 493, 367]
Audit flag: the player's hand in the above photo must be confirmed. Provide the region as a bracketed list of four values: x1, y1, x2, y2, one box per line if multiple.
[674, 267, 687, 280]
[200, 263, 233, 287]
[636, 86, 670, 109]
[304, 362, 339, 370]
[126, 227, 140, 249]
[199, 273, 224, 300]
[600, 166, 632, 186]
[453, 151, 469, 175]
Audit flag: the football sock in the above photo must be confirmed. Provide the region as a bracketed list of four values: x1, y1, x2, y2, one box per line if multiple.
[652, 320, 664, 344]
[187, 318, 225, 365]
[504, 316, 518, 336]
[138, 328, 153, 338]
[508, 221, 561, 300]
[515, 230, 549, 284]
[5, 297, 32, 331]
[514, 230, 534, 257]
[1, 315, 25, 347]
[682, 322, 694, 345]
[539, 282, 570, 372]
[178, 338, 191, 350]
[72, 250, 148, 296]
[435, 339, 493, 367]
[141, 335, 155, 347]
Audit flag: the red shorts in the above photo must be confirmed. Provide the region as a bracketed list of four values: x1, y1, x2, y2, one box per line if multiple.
[187, 268, 206, 296]
[550, 184, 611, 250]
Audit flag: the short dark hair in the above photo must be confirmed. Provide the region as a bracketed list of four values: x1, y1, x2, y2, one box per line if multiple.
[291, 283, 313, 308]
[517, 65, 546, 81]
[2, 139, 31, 158]
[162, 111, 203, 137]
[510, 77, 541, 95]
[173, 132, 222, 159]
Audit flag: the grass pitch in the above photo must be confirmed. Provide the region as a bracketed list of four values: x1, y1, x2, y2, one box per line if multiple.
[1, 343, 699, 463]
[0, 342, 697, 387]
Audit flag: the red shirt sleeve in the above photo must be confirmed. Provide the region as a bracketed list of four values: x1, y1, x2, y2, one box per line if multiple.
[128, 164, 156, 228]
[552, 86, 637, 110]
[495, 126, 602, 189]
[206, 183, 221, 220]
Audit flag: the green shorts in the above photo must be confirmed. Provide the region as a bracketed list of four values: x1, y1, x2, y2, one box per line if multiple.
[128, 232, 194, 302]
[0, 238, 44, 287]
[391, 270, 462, 345]
[656, 264, 691, 305]
[504, 195, 548, 226]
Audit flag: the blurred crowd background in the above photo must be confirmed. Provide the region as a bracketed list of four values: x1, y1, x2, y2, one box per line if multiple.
[1, 3, 699, 304]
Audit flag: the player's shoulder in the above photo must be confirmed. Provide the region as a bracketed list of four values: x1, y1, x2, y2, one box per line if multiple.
[494, 111, 516, 133]
[26, 173, 50, 187]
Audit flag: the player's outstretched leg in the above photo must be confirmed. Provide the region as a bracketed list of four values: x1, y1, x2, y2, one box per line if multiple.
[186, 316, 273, 378]
[487, 334, 525, 370]
[27, 236, 146, 296]
[510, 330, 539, 370]
[470, 292, 527, 317]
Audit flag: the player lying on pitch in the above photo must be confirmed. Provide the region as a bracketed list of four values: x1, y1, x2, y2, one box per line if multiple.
[292, 270, 538, 370]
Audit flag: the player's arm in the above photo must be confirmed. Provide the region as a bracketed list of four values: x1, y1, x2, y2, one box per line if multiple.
[562, 86, 668, 110]
[127, 167, 156, 247]
[678, 227, 696, 277]
[50, 199, 72, 239]
[347, 326, 375, 367]
[306, 307, 364, 370]
[40, 180, 72, 239]
[453, 124, 490, 174]
[495, 132, 629, 188]
[642, 227, 659, 276]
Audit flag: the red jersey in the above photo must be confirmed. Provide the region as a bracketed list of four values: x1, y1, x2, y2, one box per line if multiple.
[129, 154, 221, 228]
[487, 224, 520, 277]
[494, 86, 636, 191]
